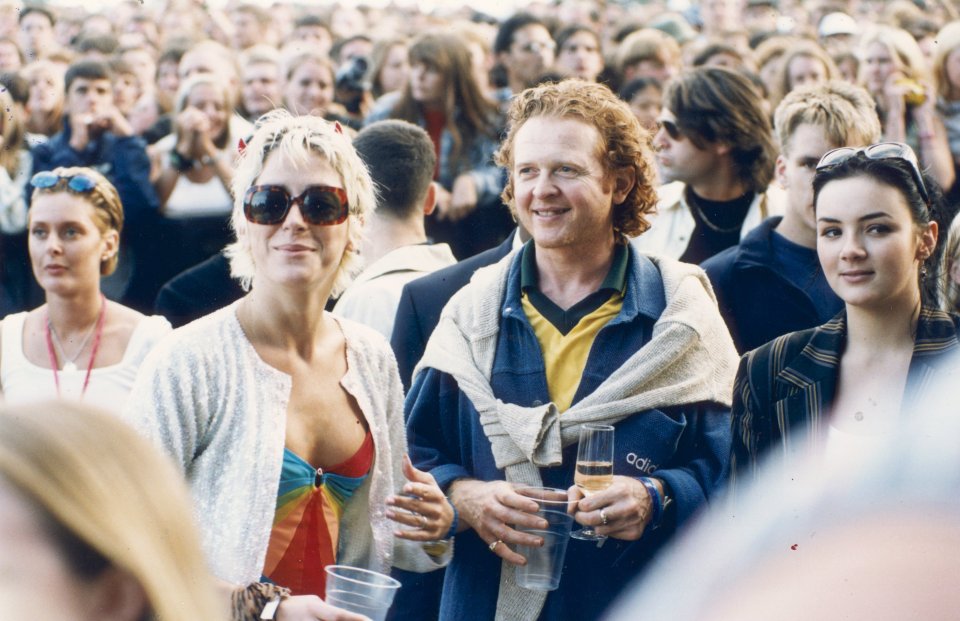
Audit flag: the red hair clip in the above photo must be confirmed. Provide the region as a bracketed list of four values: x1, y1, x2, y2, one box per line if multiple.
[237, 136, 248, 155]
[334, 121, 343, 135]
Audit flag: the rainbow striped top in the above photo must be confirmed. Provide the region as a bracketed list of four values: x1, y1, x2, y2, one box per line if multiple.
[262, 432, 374, 597]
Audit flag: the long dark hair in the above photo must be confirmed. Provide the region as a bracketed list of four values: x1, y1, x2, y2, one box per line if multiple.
[390, 33, 499, 170]
[813, 153, 955, 308]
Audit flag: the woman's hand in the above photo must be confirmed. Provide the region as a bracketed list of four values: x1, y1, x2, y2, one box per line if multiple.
[386, 456, 454, 541]
[175, 107, 210, 157]
[448, 479, 547, 566]
[276, 594, 369, 621]
[438, 174, 478, 222]
[568, 476, 654, 541]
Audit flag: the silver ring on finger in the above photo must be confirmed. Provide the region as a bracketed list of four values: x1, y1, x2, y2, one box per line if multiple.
[418, 514, 428, 529]
[489, 539, 502, 552]
[600, 508, 609, 526]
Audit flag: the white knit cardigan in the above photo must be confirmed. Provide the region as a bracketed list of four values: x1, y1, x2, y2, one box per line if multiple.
[124, 301, 448, 586]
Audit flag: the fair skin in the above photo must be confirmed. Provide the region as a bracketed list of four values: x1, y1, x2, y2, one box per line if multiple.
[66, 78, 133, 152]
[284, 61, 335, 117]
[448, 115, 658, 565]
[242, 62, 283, 120]
[19, 12, 55, 59]
[787, 55, 828, 90]
[775, 123, 841, 249]
[409, 62, 445, 108]
[378, 44, 410, 94]
[359, 183, 437, 266]
[0, 191, 143, 397]
[27, 66, 62, 116]
[0, 478, 149, 621]
[556, 31, 604, 82]
[499, 24, 555, 93]
[653, 108, 746, 200]
[153, 82, 233, 207]
[816, 175, 937, 434]
[628, 85, 662, 132]
[236, 150, 452, 618]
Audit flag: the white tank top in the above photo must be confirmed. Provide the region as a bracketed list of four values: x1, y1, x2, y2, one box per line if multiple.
[1, 312, 172, 415]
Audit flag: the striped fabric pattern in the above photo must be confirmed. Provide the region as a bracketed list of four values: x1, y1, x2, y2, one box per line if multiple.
[263, 433, 373, 597]
[731, 308, 960, 489]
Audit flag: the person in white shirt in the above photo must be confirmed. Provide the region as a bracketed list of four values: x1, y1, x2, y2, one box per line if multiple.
[333, 120, 456, 338]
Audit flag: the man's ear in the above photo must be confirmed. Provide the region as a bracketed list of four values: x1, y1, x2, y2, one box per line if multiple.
[84, 567, 149, 621]
[422, 182, 438, 216]
[775, 154, 788, 188]
[611, 167, 636, 205]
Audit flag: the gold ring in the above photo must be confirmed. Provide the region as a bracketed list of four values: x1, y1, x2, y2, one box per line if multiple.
[600, 509, 609, 526]
[489, 539, 502, 552]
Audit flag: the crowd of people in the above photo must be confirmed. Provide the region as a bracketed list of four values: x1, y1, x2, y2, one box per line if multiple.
[2, 0, 960, 620]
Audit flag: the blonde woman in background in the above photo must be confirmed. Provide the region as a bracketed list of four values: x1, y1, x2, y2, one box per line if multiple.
[0, 400, 226, 621]
[858, 25, 955, 191]
[22, 59, 65, 142]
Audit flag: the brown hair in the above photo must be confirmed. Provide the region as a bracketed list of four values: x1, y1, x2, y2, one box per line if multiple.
[390, 32, 498, 171]
[495, 79, 658, 239]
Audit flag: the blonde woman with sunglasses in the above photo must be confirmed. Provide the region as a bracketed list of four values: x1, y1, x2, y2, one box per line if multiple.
[0, 167, 171, 412]
[731, 143, 960, 490]
[127, 111, 452, 621]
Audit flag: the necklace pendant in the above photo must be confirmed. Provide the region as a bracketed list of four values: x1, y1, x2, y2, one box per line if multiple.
[64, 361, 77, 373]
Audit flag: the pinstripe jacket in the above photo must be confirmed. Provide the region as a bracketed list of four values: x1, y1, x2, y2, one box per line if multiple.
[730, 308, 960, 485]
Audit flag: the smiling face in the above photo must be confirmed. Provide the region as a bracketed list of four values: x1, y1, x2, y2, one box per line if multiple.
[816, 174, 935, 311]
[284, 60, 334, 116]
[28, 192, 117, 295]
[511, 115, 631, 254]
[246, 150, 350, 293]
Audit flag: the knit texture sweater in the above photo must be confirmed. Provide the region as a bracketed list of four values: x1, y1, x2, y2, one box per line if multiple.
[125, 301, 448, 588]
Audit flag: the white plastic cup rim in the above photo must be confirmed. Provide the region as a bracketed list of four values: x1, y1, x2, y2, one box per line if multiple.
[514, 486, 572, 509]
[324, 565, 401, 590]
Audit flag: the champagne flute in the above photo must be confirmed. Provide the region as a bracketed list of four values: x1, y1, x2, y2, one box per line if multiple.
[570, 423, 614, 541]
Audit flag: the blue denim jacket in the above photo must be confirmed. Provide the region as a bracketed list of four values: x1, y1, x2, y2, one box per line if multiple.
[405, 246, 732, 620]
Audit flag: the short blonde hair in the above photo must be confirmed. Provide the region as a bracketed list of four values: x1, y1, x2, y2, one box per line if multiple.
[225, 109, 373, 296]
[29, 166, 124, 276]
[0, 401, 226, 621]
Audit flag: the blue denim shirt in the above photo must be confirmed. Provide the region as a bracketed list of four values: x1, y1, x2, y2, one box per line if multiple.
[406, 246, 732, 620]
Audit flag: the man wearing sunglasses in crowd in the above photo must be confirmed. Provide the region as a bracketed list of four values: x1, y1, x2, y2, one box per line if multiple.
[633, 66, 783, 264]
[702, 82, 882, 353]
[404, 80, 738, 621]
[30, 59, 159, 311]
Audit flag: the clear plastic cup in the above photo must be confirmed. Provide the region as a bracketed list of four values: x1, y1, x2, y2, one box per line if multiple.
[513, 486, 575, 591]
[324, 565, 401, 621]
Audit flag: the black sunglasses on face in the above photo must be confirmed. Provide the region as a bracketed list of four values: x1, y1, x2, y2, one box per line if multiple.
[816, 142, 930, 205]
[655, 118, 682, 141]
[243, 185, 349, 226]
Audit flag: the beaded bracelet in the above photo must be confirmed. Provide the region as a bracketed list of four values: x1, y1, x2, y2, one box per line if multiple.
[638, 477, 664, 530]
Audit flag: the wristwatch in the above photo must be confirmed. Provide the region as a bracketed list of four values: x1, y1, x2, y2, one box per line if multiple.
[169, 149, 195, 172]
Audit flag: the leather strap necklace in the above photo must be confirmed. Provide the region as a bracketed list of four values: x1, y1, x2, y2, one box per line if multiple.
[43, 293, 107, 398]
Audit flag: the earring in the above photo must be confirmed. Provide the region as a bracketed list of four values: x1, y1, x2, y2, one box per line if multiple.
[920, 265, 929, 277]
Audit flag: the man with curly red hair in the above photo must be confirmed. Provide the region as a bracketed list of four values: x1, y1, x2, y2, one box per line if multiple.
[405, 79, 739, 621]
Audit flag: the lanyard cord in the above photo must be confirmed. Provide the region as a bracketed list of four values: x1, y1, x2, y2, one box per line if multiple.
[43, 293, 107, 398]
